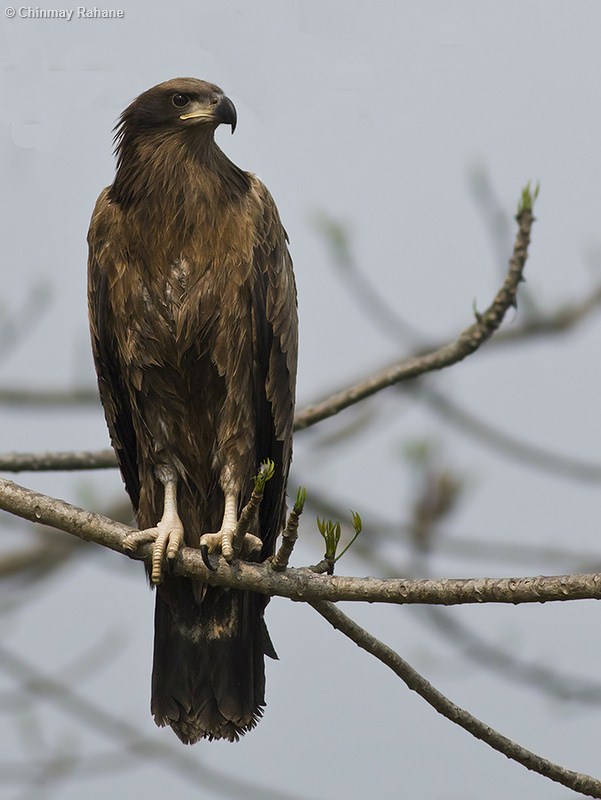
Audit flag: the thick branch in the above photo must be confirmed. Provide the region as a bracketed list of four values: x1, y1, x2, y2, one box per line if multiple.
[2, 477, 601, 606]
[311, 600, 601, 797]
[295, 207, 532, 430]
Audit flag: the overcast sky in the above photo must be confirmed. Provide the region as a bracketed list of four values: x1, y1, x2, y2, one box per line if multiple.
[3, 2, 601, 799]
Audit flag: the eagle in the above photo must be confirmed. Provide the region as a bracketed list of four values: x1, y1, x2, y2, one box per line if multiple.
[87, 78, 298, 743]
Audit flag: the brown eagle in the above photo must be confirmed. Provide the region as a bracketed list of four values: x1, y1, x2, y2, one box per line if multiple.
[87, 78, 297, 743]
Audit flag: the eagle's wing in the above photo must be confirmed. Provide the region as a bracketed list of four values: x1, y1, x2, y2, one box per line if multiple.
[251, 179, 298, 558]
[88, 180, 296, 548]
[87, 189, 140, 509]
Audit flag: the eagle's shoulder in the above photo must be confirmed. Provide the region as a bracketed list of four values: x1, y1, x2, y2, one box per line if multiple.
[246, 173, 288, 241]
[87, 186, 138, 326]
[88, 184, 117, 232]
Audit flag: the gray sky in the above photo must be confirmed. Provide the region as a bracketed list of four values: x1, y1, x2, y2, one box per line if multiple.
[3, 2, 601, 798]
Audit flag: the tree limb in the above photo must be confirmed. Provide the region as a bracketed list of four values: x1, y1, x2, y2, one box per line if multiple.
[2, 476, 601, 606]
[294, 205, 533, 430]
[311, 599, 601, 798]
[0, 449, 117, 473]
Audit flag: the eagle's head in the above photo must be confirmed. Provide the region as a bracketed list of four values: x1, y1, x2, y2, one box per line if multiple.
[110, 78, 245, 209]
[114, 78, 237, 151]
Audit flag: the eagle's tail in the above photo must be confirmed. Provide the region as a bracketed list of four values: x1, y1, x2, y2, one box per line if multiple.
[151, 576, 276, 743]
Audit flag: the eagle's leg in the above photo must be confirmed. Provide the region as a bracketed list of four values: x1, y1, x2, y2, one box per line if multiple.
[123, 465, 184, 584]
[216, 489, 238, 560]
[199, 476, 262, 570]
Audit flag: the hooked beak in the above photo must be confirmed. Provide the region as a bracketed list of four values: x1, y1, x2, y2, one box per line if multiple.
[213, 95, 237, 133]
[179, 94, 237, 134]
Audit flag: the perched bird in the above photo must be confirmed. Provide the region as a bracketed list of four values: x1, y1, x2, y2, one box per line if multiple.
[87, 78, 297, 743]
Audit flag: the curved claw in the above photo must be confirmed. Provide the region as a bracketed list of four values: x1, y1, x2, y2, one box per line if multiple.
[200, 543, 215, 572]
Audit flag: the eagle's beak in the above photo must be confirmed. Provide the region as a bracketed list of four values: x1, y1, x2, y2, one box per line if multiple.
[213, 95, 237, 134]
[179, 95, 237, 134]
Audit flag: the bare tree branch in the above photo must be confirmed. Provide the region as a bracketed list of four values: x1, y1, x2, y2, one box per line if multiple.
[342, 535, 601, 706]
[2, 202, 591, 480]
[0, 449, 117, 473]
[3, 475, 599, 795]
[2, 476, 601, 606]
[5, 376, 601, 490]
[294, 205, 533, 430]
[311, 599, 601, 798]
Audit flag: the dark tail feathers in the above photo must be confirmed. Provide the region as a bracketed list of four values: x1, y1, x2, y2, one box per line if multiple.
[151, 576, 276, 743]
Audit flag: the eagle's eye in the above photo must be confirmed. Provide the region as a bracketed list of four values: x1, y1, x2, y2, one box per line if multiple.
[172, 93, 190, 108]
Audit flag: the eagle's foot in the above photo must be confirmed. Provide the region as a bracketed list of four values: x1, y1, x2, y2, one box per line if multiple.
[150, 515, 185, 583]
[199, 528, 263, 571]
[123, 516, 184, 584]
[199, 487, 262, 570]
[126, 466, 185, 584]
[123, 528, 157, 552]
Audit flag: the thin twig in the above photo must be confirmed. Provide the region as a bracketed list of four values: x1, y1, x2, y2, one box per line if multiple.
[311, 599, 601, 798]
[271, 488, 306, 571]
[231, 460, 274, 558]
